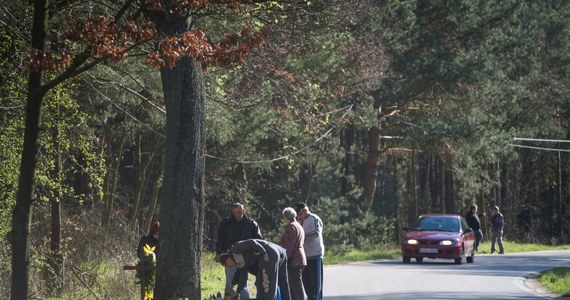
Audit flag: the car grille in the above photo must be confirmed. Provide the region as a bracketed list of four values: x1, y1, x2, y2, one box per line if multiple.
[418, 240, 440, 245]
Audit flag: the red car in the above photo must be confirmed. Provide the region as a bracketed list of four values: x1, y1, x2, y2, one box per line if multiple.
[401, 214, 475, 264]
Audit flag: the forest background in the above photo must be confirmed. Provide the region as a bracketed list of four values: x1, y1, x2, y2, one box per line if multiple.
[1, 0, 569, 299]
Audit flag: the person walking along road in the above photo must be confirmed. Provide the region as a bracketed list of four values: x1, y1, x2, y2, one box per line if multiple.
[490, 205, 505, 254]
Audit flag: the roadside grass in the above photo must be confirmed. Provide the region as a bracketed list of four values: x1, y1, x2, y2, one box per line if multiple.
[49, 242, 570, 299]
[539, 267, 570, 297]
[324, 247, 401, 265]
[476, 240, 570, 254]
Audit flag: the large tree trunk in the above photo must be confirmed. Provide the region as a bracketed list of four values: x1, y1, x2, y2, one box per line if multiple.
[154, 53, 206, 299]
[10, 0, 48, 298]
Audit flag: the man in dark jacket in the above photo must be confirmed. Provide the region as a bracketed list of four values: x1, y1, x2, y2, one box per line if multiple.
[215, 203, 263, 299]
[466, 205, 482, 251]
[219, 239, 291, 300]
[490, 206, 505, 254]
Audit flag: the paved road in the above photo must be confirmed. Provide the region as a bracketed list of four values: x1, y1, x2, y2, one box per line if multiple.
[323, 250, 570, 299]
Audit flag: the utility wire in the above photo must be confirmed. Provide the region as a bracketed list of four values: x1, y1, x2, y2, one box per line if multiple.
[81, 72, 353, 164]
[80, 75, 167, 138]
[206, 104, 353, 164]
[508, 144, 570, 153]
[513, 138, 570, 143]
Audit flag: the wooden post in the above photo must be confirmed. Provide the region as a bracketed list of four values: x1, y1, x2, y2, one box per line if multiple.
[124, 265, 155, 300]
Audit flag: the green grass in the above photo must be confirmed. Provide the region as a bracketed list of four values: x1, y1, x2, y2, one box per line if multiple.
[476, 240, 570, 254]
[201, 252, 257, 299]
[324, 247, 401, 265]
[539, 268, 570, 297]
[201, 252, 226, 298]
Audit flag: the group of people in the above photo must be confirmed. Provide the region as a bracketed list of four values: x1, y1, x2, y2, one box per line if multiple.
[465, 204, 505, 254]
[215, 202, 324, 300]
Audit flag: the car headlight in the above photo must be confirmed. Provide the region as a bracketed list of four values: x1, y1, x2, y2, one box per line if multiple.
[440, 240, 453, 246]
[407, 239, 418, 245]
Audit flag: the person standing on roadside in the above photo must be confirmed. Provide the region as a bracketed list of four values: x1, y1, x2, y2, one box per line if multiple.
[490, 205, 505, 254]
[215, 203, 263, 299]
[295, 202, 324, 300]
[280, 207, 307, 300]
[466, 205, 482, 251]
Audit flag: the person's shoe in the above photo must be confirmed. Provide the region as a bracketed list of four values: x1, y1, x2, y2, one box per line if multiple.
[490, 250, 495, 254]
[498, 251, 504, 254]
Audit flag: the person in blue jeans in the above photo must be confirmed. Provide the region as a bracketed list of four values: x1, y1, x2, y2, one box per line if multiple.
[219, 239, 291, 300]
[295, 203, 324, 300]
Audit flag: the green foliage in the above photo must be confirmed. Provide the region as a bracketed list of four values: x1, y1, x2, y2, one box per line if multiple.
[323, 200, 395, 253]
[136, 244, 157, 300]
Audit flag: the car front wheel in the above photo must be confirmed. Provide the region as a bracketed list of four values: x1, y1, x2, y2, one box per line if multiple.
[403, 256, 411, 264]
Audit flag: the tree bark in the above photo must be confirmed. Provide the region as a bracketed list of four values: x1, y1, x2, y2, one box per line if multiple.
[408, 149, 417, 226]
[153, 52, 206, 299]
[438, 158, 445, 213]
[362, 125, 381, 205]
[10, 0, 48, 298]
[340, 123, 354, 196]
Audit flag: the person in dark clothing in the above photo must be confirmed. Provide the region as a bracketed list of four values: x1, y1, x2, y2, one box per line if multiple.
[219, 239, 291, 300]
[465, 205, 482, 251]
[490, 206, 505, 254]
[215, 203, 263, 299]
[137, 221, 160, 258]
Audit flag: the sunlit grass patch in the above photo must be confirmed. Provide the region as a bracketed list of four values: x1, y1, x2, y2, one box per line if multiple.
[539, 267, 570, 297]
[325, 246, 400, 265]
[476, 240, 570, 254]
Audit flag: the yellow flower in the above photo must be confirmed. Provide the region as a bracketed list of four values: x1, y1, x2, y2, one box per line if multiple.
[144, 244, 156, 255]
[144, 289, 154, 300]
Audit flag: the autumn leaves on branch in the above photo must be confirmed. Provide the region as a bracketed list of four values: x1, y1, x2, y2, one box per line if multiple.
[27, 0, 272, 72]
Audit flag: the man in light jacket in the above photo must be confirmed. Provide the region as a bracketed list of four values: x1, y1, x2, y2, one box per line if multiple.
[295, 202, 324, 300]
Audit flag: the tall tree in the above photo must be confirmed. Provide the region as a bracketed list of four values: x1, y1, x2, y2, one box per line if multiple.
[8, 0, 298, 298]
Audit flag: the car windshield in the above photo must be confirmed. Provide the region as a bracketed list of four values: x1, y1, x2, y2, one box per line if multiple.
[415, 216, 460, 232]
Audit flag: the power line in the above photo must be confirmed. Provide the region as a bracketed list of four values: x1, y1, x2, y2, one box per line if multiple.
[508, 144, 570, 153]
[207, 105, 353, 164]
[81, 72, 353, 163]
[513, 138, 570, 143]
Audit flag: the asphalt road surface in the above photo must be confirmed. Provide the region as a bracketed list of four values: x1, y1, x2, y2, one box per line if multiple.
[323, 250, 570, 300]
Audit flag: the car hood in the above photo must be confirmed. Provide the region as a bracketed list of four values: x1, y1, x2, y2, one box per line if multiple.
[405, 230, 461, 240]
